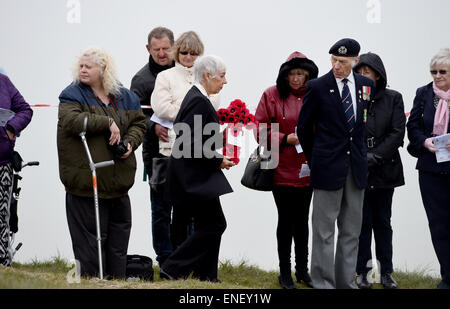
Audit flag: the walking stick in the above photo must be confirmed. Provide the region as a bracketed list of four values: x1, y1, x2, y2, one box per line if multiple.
[79, 115, 114, 280]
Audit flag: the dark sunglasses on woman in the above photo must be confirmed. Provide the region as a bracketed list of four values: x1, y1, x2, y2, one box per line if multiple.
[430, 70, 448, 75]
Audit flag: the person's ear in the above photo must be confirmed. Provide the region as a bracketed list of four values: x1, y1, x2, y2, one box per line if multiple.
[354, 56, 360, 65]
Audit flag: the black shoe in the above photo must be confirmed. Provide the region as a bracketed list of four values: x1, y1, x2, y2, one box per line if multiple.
[295, 271, 314, 288]
[278, 274, 296, 289]
[159, 268, 175, 281]
[356, 273, 372, 289]
[437, 280, 450, 289]
[380, 273, 398, 289]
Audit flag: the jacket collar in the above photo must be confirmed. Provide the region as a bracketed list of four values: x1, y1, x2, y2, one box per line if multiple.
[148, 55, 174, 76]
[77, 82, 124, 101]
[194, 83, 209, 97]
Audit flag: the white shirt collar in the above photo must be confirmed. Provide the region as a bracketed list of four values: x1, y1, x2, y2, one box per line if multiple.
[336, 70, 355, 85]
[195, 82, 209, 97]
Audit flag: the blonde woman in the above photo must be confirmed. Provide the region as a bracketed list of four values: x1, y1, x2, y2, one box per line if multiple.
[57, 47, 146, 279]
[151, 31, 220, 156]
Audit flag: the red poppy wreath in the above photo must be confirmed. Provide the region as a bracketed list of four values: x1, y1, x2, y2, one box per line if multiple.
[217, 99, 258, 165]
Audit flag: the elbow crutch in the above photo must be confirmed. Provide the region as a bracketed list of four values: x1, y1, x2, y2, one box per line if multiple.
[79, 115, 114, 280]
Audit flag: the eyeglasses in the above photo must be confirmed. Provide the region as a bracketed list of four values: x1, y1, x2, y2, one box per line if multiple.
[179, 51, 199, 56]
[430, 70, 448, 75]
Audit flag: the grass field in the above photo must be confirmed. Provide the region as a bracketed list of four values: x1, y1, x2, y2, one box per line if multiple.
[0, 257, 441, 289]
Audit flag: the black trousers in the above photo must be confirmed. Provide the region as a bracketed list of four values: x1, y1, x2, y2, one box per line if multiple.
[356, 188, 394, 275]
[272, 186, 313, 274]
[419, 171, 450, 283]
[66, 193, 132, 279]
[162, 196, 226, 280]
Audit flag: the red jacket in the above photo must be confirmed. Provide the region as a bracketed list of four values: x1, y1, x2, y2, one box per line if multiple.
[255, 85, 310, 187]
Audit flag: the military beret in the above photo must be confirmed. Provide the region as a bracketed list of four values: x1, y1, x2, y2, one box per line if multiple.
[329, 38, 361, 57]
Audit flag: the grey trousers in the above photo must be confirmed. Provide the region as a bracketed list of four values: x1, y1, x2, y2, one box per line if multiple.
[310, 169, 364, 289]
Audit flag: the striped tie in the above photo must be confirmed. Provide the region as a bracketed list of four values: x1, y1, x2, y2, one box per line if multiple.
[342, 78, 355, 133]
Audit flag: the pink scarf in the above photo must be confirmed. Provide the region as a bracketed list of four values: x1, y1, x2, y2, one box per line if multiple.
[432, 82, 450, 136]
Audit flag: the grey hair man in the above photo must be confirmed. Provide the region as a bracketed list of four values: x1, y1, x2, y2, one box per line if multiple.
[297, 38, 375, 289]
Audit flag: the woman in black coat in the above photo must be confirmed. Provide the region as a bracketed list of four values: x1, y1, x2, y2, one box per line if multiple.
[353, 52, 405, 289]
[160, 55, 234, 282]
[407, 48, 450, 290]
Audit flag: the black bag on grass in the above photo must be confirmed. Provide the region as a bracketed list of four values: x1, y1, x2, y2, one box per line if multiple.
[126, 255, 154, 281]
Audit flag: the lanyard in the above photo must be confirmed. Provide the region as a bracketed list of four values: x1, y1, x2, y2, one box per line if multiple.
[95, 94, 123, 126]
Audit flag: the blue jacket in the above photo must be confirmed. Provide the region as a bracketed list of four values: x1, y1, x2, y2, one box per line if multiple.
[297, 70, 375, 190]
[407, 82, 450, 173]
[0, 74, 33, 165]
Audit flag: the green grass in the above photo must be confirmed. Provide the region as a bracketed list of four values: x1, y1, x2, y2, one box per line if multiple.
[0, 256, 441, 289]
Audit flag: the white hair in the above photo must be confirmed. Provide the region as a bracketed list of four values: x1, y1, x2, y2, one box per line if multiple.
[194, 55, 226, 83]
[430, 48, 450, 69]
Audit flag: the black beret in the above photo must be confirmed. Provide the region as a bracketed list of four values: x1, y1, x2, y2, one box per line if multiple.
[329, 38, 361, 57]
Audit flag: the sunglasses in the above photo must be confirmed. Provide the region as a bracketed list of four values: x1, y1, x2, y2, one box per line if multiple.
[179, 51, 199, 56]
[430, 70, 448, 75]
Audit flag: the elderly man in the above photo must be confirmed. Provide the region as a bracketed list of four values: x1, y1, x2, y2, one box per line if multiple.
[130, 26, 174, 267]
[297, 38, 375, 289]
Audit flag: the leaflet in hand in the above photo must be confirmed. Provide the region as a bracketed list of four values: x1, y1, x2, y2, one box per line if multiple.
[434, 133, 450, 163]
[0, 108, 15, 127]
[294, 126, 303, 153]
[150, 113, 173, 129]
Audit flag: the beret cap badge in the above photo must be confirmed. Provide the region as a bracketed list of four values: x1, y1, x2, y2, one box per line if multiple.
[338, 46, 347, 55]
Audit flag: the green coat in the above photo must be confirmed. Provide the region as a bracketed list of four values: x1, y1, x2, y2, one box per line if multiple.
[57, 82, 146, 198]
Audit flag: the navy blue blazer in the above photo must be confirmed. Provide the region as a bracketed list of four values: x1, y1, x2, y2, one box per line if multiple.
[406, 82, 450, 173]
[297, 70, 375, 190]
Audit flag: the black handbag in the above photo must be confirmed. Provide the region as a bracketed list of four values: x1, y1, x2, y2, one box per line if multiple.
[241, 146, 274, 191]
[126, 254, 154, 282]
[149, 156, 169, 192]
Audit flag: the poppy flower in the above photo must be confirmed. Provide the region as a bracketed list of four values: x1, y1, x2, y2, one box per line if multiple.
[217, 99, 257, 165]
[230, 99, 244, 110]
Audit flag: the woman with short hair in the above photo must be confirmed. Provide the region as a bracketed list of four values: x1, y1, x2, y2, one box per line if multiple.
[151, 31, 220, 252]
[407, 48, 450, 289]
[160, 55, 234, 283]
[151, 31, 219, 156]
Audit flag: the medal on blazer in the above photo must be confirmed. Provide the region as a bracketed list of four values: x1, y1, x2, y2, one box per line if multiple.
[362, 86, 371, 101]
[363, 108, 367, 123]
